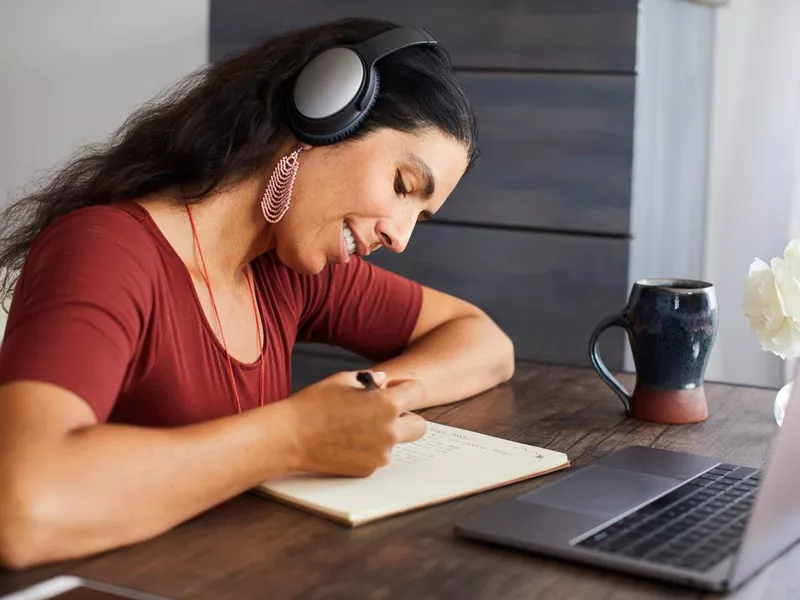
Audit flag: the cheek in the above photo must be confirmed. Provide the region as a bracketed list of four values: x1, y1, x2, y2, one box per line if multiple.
[338, 158, 394, 215]
[355, 197, 393, 217]
[338, 177, 377, 214]
[347, 178, 402, 218]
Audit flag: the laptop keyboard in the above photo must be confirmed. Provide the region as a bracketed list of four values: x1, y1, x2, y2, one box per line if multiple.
[576, 464, 762, 572]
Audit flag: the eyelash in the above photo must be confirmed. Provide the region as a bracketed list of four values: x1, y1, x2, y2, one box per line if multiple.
[394, 170, 408, 196]
[395, 170, 433, 222]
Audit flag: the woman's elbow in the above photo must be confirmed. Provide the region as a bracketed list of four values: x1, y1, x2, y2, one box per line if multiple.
[0, 529, 37, 571]
[494, 328, 516, 384]
[474, 311, 514, 385]
[0, 474, 51, 570]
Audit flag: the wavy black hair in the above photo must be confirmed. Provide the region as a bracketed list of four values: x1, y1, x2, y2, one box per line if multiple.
[0, 17, 479, 307]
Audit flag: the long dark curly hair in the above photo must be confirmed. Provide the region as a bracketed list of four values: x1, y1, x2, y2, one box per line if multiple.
[0, 17, 479, 308]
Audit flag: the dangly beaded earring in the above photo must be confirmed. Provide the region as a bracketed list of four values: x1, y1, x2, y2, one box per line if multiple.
[260, 146, 304, 223]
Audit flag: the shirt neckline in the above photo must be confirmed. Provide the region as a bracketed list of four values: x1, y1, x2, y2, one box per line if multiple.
[119, 201, 267, 370]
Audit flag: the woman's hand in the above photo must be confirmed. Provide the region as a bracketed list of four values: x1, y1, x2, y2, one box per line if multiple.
[285, 371, 428, 477]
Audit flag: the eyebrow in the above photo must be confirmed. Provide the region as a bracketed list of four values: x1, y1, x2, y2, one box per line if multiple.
[405, 153, 436, 200]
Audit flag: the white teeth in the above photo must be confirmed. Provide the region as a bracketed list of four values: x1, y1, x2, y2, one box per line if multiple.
[342, 222, 357, 255]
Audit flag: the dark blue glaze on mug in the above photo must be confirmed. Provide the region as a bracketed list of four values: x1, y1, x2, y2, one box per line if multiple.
[589, 279, 718, 423]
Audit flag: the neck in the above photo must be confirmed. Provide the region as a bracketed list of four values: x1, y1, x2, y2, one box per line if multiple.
[181, 175, 275, 285]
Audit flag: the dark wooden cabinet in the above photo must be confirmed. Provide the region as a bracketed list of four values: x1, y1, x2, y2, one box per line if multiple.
[369, 224, 628, 364]
[210, 1, 639, 386]
[211, 0, 639, 73]
[438, 73, 635, 234]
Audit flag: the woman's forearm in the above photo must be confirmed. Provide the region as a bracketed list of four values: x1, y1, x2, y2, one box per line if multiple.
[374, 314, 515, 410]
[0, 392, 302, 569]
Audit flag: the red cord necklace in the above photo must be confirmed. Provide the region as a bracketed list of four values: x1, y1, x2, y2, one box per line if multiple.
[185, 200, 265, 413]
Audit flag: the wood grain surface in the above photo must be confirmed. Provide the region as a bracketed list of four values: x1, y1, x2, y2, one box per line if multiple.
[0, 363, 790, 600]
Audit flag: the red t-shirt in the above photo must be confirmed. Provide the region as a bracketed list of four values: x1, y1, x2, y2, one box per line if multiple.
[0, 203, 422, 426]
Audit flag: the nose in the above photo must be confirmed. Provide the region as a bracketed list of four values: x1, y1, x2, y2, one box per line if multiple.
[375, 217, 415, 254]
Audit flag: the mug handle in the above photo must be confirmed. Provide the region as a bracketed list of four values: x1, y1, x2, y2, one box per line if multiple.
[589, 314, 633, 416]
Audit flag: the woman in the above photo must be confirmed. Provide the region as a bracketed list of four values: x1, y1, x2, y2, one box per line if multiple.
[0, 18, 513, 569]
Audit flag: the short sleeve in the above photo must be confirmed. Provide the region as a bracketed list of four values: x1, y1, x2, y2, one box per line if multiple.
[297, 258, 423, 362]
[0, 207, 155, 421]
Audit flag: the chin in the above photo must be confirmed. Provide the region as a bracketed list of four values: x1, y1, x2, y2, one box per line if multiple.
[276, 246, 327, 276]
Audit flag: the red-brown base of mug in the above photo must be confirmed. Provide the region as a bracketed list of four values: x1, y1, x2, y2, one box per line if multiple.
[632, 385, 709, 424]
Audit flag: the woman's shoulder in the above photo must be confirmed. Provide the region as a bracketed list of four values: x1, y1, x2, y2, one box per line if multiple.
[34, 202, 157, 252]
[38, 202, 153, 240]
[24, 202, 165, 279]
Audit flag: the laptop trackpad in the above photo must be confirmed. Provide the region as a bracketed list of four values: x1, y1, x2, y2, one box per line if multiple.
[518, 465, 681, 519]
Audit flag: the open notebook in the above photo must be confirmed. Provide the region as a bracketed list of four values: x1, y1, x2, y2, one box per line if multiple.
[255, 422, 569, 526]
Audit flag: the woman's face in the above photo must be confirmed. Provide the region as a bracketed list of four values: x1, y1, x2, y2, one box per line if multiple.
[273, 127, 469, 275]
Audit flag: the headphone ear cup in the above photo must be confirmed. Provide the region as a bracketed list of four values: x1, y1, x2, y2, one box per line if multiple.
[338, 68, 379, 137]
[293, 68, 380, 146]
[285, 27, 439, 145]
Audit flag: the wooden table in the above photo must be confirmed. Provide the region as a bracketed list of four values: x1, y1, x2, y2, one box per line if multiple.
[0, 362, 794, 599]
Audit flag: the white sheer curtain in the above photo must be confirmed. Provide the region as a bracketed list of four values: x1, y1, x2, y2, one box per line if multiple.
[785, 78, 800, 385]
[703, 0, 800, 388]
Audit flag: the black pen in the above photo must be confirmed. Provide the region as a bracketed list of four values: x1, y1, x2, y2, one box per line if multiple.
[356, 371, 378, 390]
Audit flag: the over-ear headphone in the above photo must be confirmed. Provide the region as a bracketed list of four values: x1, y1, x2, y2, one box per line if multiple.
[286, 27, 440, 146]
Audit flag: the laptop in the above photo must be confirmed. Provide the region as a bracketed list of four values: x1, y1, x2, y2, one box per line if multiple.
[455, 376, 800, 592]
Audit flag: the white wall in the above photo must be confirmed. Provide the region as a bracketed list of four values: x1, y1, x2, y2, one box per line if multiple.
[702, 0, 800, 388]
[0, 0, 209, 207]
[627, 0, 714, 301]
[0, 0, 209, 340]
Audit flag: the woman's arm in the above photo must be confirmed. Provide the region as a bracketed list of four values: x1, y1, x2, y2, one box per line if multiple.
[374, 285, 515, 410]
[0, 381, 299, 570]
[0, 375, 426, 570]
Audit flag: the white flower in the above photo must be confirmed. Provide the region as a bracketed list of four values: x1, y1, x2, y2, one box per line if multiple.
[743, 240, 800, 359]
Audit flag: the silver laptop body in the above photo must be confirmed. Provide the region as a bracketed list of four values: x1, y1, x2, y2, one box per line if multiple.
[455, 377, 800, 592]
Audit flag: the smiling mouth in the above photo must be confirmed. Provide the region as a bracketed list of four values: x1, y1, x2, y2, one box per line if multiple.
[342, 220, 371, 257]
[342, 221, 357, 255]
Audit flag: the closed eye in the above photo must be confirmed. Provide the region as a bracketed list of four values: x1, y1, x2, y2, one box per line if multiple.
[418, 210, 434, 223]
[394, 170, 408, 196]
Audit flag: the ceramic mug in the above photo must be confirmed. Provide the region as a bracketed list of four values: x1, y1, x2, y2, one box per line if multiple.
[589, 279, 718, 424]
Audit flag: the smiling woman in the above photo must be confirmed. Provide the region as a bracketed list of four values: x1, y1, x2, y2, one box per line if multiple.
[0, 17, 513, 569]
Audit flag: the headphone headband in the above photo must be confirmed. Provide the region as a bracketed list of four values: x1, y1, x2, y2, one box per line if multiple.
[287, 26, 441, 146]
[350, 27, 438, 68]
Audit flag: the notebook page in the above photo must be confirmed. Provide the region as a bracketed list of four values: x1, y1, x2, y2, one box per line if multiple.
[257, 422, 569, 525]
